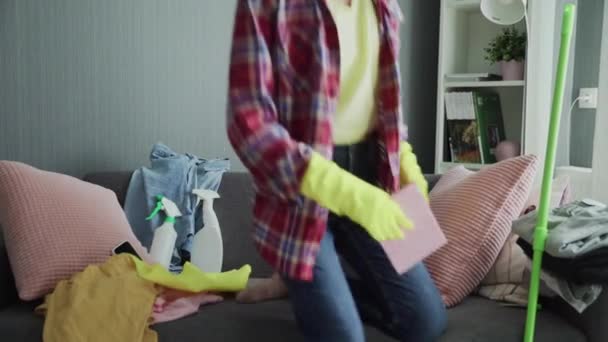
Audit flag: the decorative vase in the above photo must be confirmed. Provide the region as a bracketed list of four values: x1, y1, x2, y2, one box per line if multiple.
[495, 141, 521, 162]
[500, 60, 525, 81]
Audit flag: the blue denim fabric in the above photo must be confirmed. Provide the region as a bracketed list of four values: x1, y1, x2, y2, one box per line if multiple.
[282, 223, 447, 342]
[124, 143, 229, 270]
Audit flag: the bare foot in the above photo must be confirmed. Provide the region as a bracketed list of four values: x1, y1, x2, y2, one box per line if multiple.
[236, 272, 288, 303]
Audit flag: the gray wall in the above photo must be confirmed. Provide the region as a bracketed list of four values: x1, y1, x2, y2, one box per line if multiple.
[0, 0, 440, 176]
[399, 0, 440, 173]
[553, 0, 603, 168]
[0, 0, 241, 177]
[569, 0, 604, 167]
[555, 0, 578, 167]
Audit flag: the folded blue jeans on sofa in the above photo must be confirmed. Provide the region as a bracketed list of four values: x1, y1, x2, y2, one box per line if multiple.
[124, 143, 229, 270]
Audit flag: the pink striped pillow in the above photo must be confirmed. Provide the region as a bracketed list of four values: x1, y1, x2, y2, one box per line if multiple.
[425, 155, 538, 307]
[0, 162, 149, 300]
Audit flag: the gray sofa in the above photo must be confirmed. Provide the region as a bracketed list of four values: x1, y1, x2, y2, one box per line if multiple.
[0, 171, 607, 341]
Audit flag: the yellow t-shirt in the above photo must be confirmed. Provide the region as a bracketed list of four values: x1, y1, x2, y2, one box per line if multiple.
[326, 0, 380, 145]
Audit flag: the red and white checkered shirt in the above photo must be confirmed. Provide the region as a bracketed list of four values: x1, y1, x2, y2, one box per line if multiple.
[227, 0, 406, 281]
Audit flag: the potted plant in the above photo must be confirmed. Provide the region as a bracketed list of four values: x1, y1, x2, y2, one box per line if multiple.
[484, 27, 527, 80]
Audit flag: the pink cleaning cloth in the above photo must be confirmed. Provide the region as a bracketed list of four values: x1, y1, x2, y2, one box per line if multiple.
[380, 184, 447, 274]
[151, 289, 223, 324]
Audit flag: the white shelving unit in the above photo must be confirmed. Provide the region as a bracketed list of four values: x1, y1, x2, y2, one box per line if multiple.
[438, 162, 486, 171]
[435, 0, 560, 176]
[435, 0, 529, 174]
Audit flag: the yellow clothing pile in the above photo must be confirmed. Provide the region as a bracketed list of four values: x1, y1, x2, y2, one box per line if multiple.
[36, 254, 251, 342]
[36, 254, 159, 342]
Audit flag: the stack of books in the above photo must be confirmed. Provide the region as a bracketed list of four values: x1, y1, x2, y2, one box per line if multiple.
[445, 91, 506, 164]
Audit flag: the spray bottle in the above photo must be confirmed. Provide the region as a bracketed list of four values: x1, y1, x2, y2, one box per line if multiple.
[147, 195, 182, 269]
[191, 189, 223, 273]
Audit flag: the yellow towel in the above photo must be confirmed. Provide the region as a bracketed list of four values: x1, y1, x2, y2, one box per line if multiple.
[131, 256, 252, 293]
[36, 254, 159, 342]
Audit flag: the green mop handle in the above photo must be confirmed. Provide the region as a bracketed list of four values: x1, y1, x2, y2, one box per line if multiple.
[524, 4, 575, 342]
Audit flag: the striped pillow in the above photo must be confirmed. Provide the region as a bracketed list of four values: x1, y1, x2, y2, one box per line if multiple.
[425, 155, 538, 307]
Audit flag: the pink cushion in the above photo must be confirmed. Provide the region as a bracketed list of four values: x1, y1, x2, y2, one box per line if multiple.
[425, 155, 538, 307]
[0, 162, 149, 300]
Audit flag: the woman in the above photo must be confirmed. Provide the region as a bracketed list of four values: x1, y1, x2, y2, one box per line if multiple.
[227, 0, 447, 341]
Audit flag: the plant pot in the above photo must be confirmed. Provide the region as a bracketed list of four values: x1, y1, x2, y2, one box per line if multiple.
[500, 60, 525, 81]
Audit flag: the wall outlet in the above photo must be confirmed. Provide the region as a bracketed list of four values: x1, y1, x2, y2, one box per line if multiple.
[579, 88, 598, 109]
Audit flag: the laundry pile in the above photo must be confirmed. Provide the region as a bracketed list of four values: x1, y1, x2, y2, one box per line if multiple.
[514, 199, 608, 313]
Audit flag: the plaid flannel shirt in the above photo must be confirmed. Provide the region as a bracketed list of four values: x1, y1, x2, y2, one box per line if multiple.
[227, 0, 406, 281]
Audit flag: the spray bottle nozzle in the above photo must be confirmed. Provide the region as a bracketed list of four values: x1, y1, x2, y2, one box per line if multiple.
[146, 195, 165, 221]
[192, 189, 220, 207]
[146, 195, 182, 223]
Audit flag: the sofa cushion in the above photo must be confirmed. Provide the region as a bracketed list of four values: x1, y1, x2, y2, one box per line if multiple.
[0, 297, 584, 342]
[0, 162, 149, 300]
[82, 171, 134, 207]
[441, 297, 585, 342]
[215, 173, 273, 277]
[425, 156, 538, 307]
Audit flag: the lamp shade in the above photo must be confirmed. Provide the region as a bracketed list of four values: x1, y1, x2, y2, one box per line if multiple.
[481, 0, 526, 25]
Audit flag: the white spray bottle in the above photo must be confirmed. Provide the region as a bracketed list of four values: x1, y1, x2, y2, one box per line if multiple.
[191, 189, 223, 273]
[147, 195, 182, 269]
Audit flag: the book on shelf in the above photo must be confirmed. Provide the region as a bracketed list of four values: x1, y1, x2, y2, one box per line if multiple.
[447, 120, 483, 164]
[473, 92, 506, 163]
[444, 73, 502, 82]
[444, 91, 506, 164]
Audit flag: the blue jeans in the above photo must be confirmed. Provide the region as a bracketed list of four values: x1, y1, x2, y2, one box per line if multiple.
[283, 141, 447, 341]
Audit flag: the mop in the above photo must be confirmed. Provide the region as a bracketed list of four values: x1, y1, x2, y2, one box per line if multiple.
[524, 3, 576, 342]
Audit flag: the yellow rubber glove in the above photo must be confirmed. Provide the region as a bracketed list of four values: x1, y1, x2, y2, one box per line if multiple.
[301, 152, 412, 241]
[132, 256, 251, 293]
[400, 142, 429, 200]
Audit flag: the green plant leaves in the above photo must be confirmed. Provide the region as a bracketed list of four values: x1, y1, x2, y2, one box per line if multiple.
[484, 27, 527, 64]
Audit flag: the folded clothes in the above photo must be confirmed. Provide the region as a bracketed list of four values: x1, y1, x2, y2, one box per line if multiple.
[513, 199, 608, 258]
[518, 238, 608, 284]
